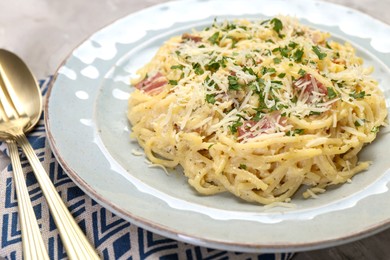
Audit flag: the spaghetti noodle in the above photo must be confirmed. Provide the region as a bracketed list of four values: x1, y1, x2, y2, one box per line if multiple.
[128, 16, 387, 205]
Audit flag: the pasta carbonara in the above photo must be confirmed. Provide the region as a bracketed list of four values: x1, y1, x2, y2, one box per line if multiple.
[128, 16, 387, 205]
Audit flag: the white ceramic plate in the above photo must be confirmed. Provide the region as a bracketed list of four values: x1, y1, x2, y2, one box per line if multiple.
[45, 0, 390, 253]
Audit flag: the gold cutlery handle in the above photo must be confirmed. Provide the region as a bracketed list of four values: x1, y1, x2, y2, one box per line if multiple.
[15, 134, 100, 260]
[7, 139, 50, 260]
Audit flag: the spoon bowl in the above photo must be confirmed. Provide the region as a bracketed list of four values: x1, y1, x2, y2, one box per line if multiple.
[0, 49, 41, 133]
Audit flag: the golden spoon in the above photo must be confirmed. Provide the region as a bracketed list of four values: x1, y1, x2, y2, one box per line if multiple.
[0, 49, 99, 259]
[0, 109, 49, 257]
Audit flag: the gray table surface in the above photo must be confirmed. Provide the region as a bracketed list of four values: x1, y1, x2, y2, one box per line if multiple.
[1, 0, 390, 259]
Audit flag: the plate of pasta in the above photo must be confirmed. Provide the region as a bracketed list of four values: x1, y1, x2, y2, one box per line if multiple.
[46, 0, 390, 253]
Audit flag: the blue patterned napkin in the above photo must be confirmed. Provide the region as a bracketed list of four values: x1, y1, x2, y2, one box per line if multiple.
[0, 77, 294, 260]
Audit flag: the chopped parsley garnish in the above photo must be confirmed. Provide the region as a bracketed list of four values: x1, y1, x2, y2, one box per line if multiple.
[205, 94, 216, 104]
[292, 48, 304, 62]
[371, 126, 380, 133]
[291, 95, 298, 104]
[273, 44, 304, 63]
[287, 129, 304, 136]
[288, 41, 298, 48]
[354, 120, 363, 127]
[170, 65, 184, 70]
[228, 75, 240, 90]
[327, 87, 337, 99]
[271, 80, 283, 85]
[298, 68, 306, 76]
[312, 45, 327, 60]
[229, 119, 243, 134]
[208, 31, 220, 44]
[205, 62, 221, 73]
[270, 18, 284, 38]
[169, 80, 178, 85]
[243, 66, 256, 76]
[309, 111, 321, 116]
[261, 67, 276, 75]
[349, 91, 368, 99]
[273, 57, 282, 64]
[193, 63, 204, 75]
[239, 164, 247, 170]
[205, 76, 217, 88]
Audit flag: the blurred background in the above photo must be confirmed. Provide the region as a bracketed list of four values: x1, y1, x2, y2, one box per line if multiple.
[0, 0, 389, 79]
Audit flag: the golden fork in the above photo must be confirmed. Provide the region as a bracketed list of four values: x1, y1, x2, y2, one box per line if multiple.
[0, 79, 49, 259]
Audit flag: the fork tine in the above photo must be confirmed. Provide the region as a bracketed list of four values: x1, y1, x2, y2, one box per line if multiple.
[0, 63, 25, 119]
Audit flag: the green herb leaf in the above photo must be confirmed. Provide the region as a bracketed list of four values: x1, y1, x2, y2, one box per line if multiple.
[228, 75, 240, 90]
[279, 46, 289, 57]
[349, 91, 367, 99]
[271, 80, 283, 85]
[273, 57, 282, 64]
[270, 18, 284, 37]
[170, 65, 184, 70]
[208, 31, 220, 44]
[205, 94, 216, 104]
[169, 80, 178, 85]
[298, 68, 306, 76]
[261, 19, 270, 25]
[205, 76, 217, 88]
[288, 41, 298, 48]
[239, 164, 247, 170]
[312, 45, 327, 60]
[205, 62, 221, 73]
[371, 126, 380, 133]
[327, 87, 337, 99]
[193, 63, 204, 75]
[291, 95, 298, 103]
[287, 129, 304, 136]
[354, 120, 363, 127]
[243, 66, 256, 76]
[229, 120, 243, 134]
[266, 39, 275, 44]
[267, 67, 277, 74]
[292, 48, 304, 62]
[309, 111, 322, 116]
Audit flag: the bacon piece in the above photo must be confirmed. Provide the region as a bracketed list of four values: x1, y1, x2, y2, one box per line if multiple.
[294, 73, 327, 96]
[237, 120, 273, 138]
[135, 72, 167, 95]
[238, 120, 258, 138]
[238, 114, 286, 139]
[182, 33, 202, 43]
